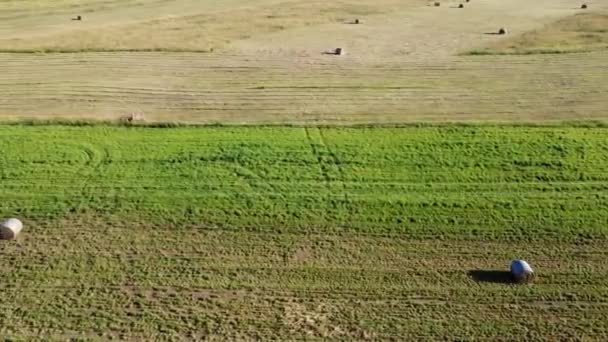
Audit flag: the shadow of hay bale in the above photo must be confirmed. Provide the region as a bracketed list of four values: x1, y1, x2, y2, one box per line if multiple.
[468, 270, 513, 284]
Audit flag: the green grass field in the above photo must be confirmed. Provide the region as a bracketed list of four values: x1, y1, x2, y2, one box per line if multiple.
[1, 124, 608, 339]
[3, 124, 608, 239]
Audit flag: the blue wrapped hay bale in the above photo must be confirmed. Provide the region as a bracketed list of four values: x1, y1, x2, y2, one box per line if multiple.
[510, 259, 535, 284]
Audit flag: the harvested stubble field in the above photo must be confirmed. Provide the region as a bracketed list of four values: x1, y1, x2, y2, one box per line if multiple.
[1, 124, 608, 339]
[2, 51, 608, 124]
[0, 0, 607, 123]
[469, 12, 608, 55]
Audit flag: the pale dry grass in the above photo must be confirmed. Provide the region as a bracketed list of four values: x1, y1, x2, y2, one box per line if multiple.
[470, 12, 608, 55]
[0, 0, 607, 123]
[0, 0, 412, 52]
[0, 0, 267, 39]
[1, 51, 606, 123]
[0, 0, 598, 57]
[231, 0, 599, 62]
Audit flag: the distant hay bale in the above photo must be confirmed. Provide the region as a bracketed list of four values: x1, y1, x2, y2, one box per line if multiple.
[72, 15, 82, 21]
[498, 28, 508, 35]
[335, 48, 343, 55]
[510, 260, 534, 284]
[581, 4, 587, 9]
[466, 0, 470, 2]
[458, 4, 464, 8]
[354, 18, 360, 24]
[121, 112, 146, 123]
[1, 218, 23, 240]
[434, 2, 441, 6]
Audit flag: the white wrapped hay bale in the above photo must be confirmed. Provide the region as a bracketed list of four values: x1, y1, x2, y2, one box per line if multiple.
[511, 259, 534, 284]
[0, 218, 23, 240]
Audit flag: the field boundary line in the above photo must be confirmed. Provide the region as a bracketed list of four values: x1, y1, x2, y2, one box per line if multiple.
[2, 119, 608, 129]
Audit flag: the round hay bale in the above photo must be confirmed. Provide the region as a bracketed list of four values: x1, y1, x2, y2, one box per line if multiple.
[459, 3, 464, 8]
[466, 0, 470, 2]
[498, 28, 507, 35]
[434, 2, 441, 6]
[1, 218, 23, 240]
[510, 259, 534, 284]
[581, 4, 587, 9]
[121, 112, 146, 123]
[354, 18, 360, 24]
[335, 48, 343, 55]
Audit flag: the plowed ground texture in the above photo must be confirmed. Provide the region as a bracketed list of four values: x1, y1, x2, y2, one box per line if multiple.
[1, 124, 608, 340]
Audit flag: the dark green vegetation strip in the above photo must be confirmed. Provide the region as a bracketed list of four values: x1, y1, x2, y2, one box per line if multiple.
[1, 125, 608, 339]
[1, 125, 607, 239]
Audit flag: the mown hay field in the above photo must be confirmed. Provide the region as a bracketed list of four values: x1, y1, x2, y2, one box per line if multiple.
[469, 12, 608, 55]
[2, 51, 607, 124]
[0, 0, 607, 123]
[1, 124, 608, 339]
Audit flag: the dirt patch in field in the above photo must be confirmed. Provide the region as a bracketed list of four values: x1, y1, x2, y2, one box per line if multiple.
[283, 302, 375, 338]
